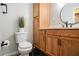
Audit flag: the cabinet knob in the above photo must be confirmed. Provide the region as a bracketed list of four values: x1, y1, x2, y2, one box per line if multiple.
[58, 39, 61, 46]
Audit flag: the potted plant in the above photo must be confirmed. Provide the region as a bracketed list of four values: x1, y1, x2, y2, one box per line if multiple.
[18, 16, 25, 32]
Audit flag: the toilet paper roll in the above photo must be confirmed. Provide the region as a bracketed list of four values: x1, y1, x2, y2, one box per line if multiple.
[3, 40, 10, 47]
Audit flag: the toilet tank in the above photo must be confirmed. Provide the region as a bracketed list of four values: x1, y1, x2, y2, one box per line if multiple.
[15, 32, 28, 43]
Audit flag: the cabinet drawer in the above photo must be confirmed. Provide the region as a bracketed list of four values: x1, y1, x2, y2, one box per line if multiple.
[46, 29, 79, 38]
[46, 30, 60, 36]
[59, 30, 79, 38]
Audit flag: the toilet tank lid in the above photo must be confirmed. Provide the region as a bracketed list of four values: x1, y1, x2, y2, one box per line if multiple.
[15, 32, 28, 34]
[19, 42, 32, 48]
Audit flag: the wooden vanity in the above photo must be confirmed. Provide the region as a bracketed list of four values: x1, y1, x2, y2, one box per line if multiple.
[35, 29, 79, 56]
[45, 29, 79, 56]
[33, 3, 79, 56]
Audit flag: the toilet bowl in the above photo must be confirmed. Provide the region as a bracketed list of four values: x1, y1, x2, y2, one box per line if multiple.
[18, 41, 32, 56]
[15, 32, 32, 56]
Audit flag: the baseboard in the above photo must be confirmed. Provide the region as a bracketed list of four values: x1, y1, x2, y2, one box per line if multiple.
[3, 51, 19, 56]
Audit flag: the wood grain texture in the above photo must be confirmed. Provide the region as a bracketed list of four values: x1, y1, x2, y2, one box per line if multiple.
[33, 3, 50, 49]
[39, 30, 46, 52]
[46, 29, 79, 38]
[60, 37, 79, 56]
[46, 29, 79, 56]
[33, 17, 40, 48]
[39, 3, 50, 29]
[33, 3, 39, 17]
[46, 34, 60, 56]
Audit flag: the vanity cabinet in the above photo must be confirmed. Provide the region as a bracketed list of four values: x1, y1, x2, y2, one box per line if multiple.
[46, 35, 59, 56]
[46, 29, 79, 56]
[60, 37, 79, 56]
[39, 30, 46, 52]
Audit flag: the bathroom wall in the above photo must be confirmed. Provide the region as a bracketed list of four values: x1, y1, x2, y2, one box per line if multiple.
[0, 3, 33, 55]
[0, 12, 4, 55]
[50, 3, 79, 28]
[50, 3, 64, 28]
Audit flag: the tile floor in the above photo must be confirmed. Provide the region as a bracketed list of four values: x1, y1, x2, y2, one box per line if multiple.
[29, 48, 46, 56]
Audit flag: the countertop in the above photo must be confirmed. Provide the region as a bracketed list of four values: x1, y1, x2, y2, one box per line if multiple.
[39, 27, 79, 30]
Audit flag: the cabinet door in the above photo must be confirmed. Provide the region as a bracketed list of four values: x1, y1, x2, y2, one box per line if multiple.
[33, 3, 39, 17]
[40, 3, 50, 29]
[46, 35, 59, 56]
[33, 17, 40, 48]
[39, 30, 46, 52]
[60, 37, 79, 56]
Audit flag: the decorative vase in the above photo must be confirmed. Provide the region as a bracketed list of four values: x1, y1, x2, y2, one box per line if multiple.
[19, 28, 24, 32]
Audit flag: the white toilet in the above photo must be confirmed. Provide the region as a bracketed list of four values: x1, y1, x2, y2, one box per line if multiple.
[15, 32, 32, 56]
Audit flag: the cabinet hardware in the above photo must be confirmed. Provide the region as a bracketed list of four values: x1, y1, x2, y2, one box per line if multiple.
[58, 39, 60, 45]
[58, 39, 61, 46]
[43, 35, 45, 41]
[59, 39, 61, 46]
[43, 31, 46, 41]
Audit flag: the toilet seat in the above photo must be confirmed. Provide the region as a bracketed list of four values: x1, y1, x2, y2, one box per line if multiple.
[19, 41, 32, 49]
[18, 47, 32, 51]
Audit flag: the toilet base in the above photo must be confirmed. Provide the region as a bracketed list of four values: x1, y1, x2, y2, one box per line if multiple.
[18, 47, 32, 56]
[19, 53, 29, 56]
[19, 51, 31, 56]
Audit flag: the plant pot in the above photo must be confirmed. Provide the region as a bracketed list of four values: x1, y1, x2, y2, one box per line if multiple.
[19, 28, 24, 32]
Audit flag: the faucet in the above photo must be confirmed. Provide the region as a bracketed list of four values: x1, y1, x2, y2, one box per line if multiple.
[60, 20, 68, 27]
[64, 21, 68, 27]
[68, 22, 79, 27]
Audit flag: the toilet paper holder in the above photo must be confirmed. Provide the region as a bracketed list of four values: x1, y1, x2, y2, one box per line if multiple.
[1, 41, 8, 47]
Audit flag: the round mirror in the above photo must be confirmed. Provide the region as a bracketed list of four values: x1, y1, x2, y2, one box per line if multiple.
[60, 3, 79, 24]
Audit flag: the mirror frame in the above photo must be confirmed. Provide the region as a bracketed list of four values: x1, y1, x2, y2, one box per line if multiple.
[60, 3, 79, 27]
